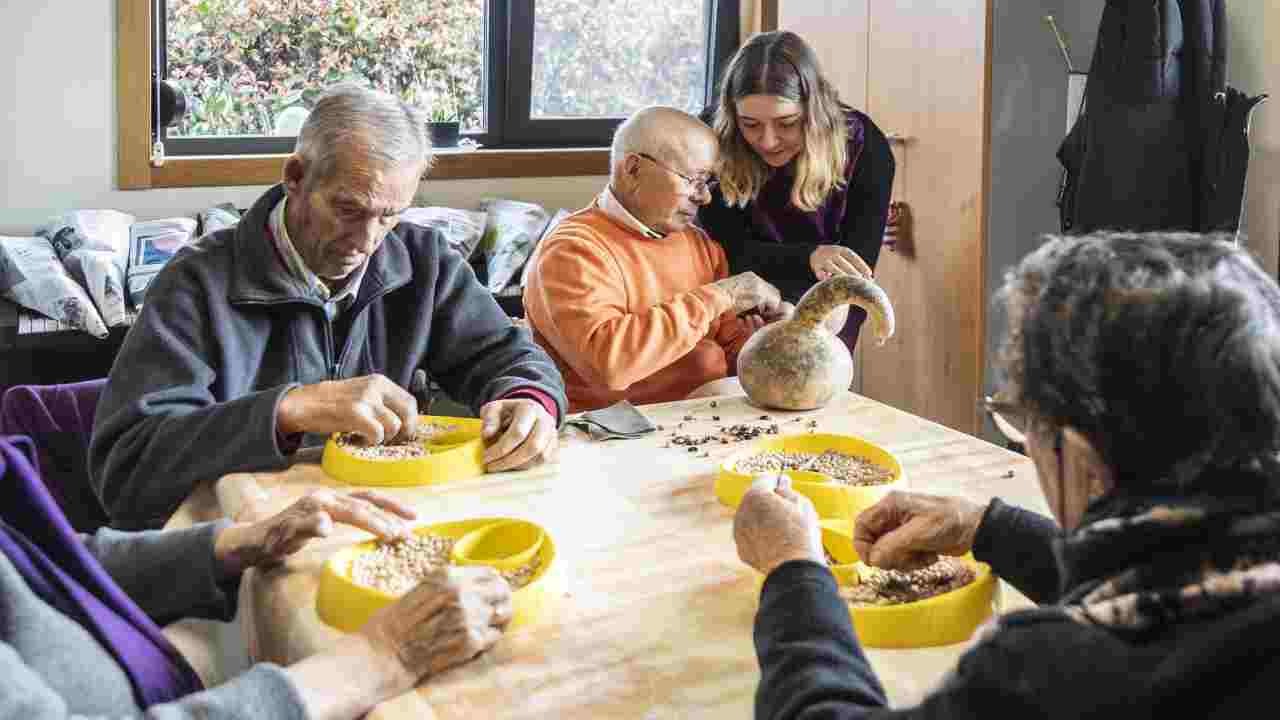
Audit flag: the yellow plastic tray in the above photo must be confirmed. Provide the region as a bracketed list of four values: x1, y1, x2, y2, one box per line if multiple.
[755, 523, 996, 649]
[317, 518, 561, 633]
[717, 433, 904, 522]
[321, 415, 485, 487]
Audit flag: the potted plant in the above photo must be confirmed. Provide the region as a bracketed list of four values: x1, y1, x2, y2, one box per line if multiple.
[426, 92, 461, 149]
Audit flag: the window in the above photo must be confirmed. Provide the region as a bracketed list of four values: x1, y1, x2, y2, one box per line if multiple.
[157, 0, 740, 157]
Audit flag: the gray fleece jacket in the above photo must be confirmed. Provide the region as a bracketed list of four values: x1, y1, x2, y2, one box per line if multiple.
[91, 184, 567, 529]
[0, 521, 307, 719]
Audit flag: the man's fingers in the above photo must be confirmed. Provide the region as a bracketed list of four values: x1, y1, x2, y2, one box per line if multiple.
[369, 404, 404, 444]
[483, 407, 538, 466]
[381, 384, 419, 441]
[480, 403, 508, 440]
[486, 411, 552, 471]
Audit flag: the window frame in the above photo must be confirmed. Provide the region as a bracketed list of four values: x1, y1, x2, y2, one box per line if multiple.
[117, 0, 737, 189]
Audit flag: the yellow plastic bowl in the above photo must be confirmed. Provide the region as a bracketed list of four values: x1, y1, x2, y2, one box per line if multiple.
[717, 433, 904, 521]
[756, 524, 996, 649]
[321, 416, 485, 487]
[317, 518, 560, 633]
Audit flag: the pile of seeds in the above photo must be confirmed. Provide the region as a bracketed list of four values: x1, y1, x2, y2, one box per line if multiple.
[838, 557, 976, 607]
[349, 534, 543, 594]
[735, 450, 895, 486]
[351, 535, 455, 594]
[336, 422, 459, 460]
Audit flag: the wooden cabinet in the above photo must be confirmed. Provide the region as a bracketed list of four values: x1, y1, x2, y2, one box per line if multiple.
[777, 0, 992, 436]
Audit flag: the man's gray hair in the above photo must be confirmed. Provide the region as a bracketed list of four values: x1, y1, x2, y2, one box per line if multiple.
[996, 232, 1280, 491]
[294, 83, 433, 184]
[609, 105, 709, 172]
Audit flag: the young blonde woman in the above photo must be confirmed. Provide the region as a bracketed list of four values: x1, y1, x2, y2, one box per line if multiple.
[699, 30, 895, 353]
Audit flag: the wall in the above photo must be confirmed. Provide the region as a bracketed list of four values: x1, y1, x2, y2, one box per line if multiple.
[981, 0, 1067, 438]
[0, 2, 604, 235]
[1058, 0, 1278, 274]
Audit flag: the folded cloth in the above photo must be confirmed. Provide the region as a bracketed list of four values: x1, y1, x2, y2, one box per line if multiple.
[566, 401, 656, 440]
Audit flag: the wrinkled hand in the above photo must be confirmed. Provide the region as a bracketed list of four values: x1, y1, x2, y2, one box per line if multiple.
[761, 301, 795, 324]
[711, 272, 784, 317]
[733, 475, 826, 576]
[277, 374, 418, 445]
[853, 491, 986, 571]
[810, 245, 873, 281]
[215, 489, 416, 578]
[480, 399, 559, 472]
[360, 566, 512, 684]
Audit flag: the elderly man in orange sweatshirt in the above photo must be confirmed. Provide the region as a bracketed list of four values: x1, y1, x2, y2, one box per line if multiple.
[523, 106, 789, 413]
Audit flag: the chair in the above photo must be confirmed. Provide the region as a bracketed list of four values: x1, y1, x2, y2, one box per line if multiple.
[0, 379, 111, 533]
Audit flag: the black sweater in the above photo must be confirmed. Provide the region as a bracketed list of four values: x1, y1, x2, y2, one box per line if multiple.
[754, 499, 1280, 718]
[698, 109, 896, 304]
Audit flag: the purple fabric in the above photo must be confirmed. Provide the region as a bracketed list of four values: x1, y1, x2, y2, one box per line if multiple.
[749, 112, 869, 354]
[0, 380, 109, 532]
[0, 436, 203, 707]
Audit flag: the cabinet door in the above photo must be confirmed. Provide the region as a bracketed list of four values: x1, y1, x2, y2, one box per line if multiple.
[779, 1, 869, 109]
[858, 0, 992, 435]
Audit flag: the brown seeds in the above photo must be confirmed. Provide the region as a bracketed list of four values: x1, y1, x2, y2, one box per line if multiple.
[838, 558, 976, 607]
[351, 534, 543, 595]
[735, 450, 894, 486]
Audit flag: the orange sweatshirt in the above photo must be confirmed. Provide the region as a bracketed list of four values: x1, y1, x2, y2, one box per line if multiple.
[523, 205, 754, 413]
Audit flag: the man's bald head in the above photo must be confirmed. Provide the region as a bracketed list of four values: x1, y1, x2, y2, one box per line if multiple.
[608, 106, 719, 236]
[610, 106, 717, 177]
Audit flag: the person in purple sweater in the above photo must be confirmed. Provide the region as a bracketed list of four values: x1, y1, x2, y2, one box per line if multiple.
[735, 232, 1280, 718]
[699, 30, 895, 355]
[0, 434, 512, 719]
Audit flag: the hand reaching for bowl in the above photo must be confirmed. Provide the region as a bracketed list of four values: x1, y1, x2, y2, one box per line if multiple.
[286, 565, 512, 720]
[853, 491, 987, 571]
[276, 374, 420, 446]
[213, 489, 416, 579]
[358, 565, 512, 688]
[733, 474, 826, 576]
[479, 398, 559, 472]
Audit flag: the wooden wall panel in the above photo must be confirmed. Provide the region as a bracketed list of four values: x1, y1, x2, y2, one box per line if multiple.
[858, 0, 992, 435]
[778, 1, 869, 110]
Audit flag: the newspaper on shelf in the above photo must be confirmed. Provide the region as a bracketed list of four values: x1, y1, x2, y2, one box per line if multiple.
[0, 235, 109, 338]
[127, 217, 198, 307]
[37, 210, 135, 328]
[519, 208, 571, 290]
[400, 206, 487, 260]
[479, 198, 549, 293]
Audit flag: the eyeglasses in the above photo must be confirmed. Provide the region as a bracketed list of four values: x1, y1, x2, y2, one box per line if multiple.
[981, 394, 1031, 447]
[981, 394, 1064, 456]
[636, 152, 719, 195]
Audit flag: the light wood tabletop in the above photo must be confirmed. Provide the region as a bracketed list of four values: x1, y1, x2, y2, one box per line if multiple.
[169, 391, 1048, 719]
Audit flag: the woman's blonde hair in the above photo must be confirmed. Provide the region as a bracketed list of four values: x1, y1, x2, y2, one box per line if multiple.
[713, 31, 849, 212]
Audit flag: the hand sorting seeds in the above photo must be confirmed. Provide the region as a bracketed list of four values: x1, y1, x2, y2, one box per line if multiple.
[837, 558, 977, 607]
[335, 422, 460, 460]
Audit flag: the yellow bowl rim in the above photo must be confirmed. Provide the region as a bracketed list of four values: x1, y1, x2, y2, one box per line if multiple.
[323, 517, 556, 603]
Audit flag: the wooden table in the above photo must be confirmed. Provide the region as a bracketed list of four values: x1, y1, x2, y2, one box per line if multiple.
[170, 391, 1047, 719]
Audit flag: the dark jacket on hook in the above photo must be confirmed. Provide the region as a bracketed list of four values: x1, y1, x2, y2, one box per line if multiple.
[1058, 0, 1266, 235]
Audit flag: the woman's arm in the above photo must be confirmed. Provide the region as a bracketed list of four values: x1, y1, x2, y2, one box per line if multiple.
[839, 113, 896, 274]
[83, 522, 239, 626]
[0, 640, 308, 720]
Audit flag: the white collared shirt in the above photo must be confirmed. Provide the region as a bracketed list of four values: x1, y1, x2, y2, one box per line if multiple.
[598, 185, 665, 239]
[268, 195, 367, 320]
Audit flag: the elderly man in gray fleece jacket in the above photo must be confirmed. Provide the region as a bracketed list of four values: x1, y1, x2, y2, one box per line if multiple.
[90, 84, 567, 530]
